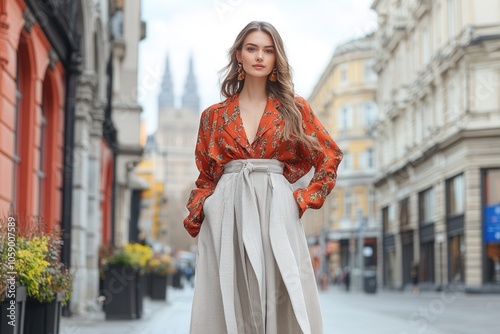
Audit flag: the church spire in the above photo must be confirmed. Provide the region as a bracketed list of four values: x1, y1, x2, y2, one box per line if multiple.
[181, 54, 200, 113]
[158, 54, 174, 110]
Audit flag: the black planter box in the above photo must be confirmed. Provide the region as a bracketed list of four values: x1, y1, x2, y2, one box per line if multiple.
[0, 286, 26, 334]
[149, 274, 168, 301]
[24, 292, 63, 334]
[135, 272, 144, 319]
[143, 272, 150, 297]
[103, 265, 139, 320]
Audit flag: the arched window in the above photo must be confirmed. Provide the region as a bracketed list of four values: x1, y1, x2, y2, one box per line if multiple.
[37, 94, 47, 217]
[14, 30, 41, 219]
[11, 58, 22, 211]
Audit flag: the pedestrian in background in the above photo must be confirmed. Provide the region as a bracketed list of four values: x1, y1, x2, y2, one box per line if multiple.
[183, 21, 342, 334]
[344, 269, 351, 292]
[183, 262, 195, 287]
[411, 261, 419, 295]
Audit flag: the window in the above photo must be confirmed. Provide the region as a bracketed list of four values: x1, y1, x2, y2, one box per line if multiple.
[363, 102, 377, 126]
[388, 204, 395, 230]
[484, 169, 500, 283]
[345, 190, 352, 217]
[382, 206, 390, 234]
[449, 234, 465, 283]
[423, 103, 431, 138]
[37, 99, 47, 216]
[419, 187, 435, 224]
[399, 197, 410, 227]
[342, 150, 351, 170]
[12, 60, 22, 210]
[422, 26, 430, 65]
[420, 241, 435, 283]
[447, 81, 457, 121]
[339, 105, 353, 130]
[448, 0, 455, 38]
[364, 148, 374, 169]
[368, 189, 375, 219]
[415, 108, 423, 143]
[364, 60, 376, 81]
[447, 173, 465, 216]
[340, 64, 347, 84]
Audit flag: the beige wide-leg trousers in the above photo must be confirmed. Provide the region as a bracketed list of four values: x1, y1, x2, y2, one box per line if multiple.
[190, 159, 323, 334]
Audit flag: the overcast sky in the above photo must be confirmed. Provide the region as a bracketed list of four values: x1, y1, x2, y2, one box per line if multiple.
[138, 0, 376, 135]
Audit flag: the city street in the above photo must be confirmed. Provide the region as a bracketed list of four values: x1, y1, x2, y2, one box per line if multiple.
[60, 284, 500, 334]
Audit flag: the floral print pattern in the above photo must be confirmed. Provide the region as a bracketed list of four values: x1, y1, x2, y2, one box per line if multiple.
[184, 93, 343, 237]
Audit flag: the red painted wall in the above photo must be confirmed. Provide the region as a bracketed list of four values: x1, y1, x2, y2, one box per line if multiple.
[0, 0, 65, 231]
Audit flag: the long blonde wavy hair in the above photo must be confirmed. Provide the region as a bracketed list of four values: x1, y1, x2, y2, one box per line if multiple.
[219, 21, 319, 151]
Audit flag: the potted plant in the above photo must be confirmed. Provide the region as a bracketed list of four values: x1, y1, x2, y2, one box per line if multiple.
[17, 228, 72, 334]
[101, 243, 152, 320]
[2, 217, 72, 334]
[0, 217, 27, 334]
[146, 253, 173, 301]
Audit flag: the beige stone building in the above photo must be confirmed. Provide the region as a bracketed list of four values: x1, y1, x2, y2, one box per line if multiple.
[307, 35, 378, 287]
[372, 0, 500, 291]
[154, 55, 199, 253]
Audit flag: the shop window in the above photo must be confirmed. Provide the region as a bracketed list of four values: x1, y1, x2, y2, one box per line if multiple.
[420, 241, 435, 283]
[484, 169, 500, 283]
[399, 197, 410, 228]
[447, 173, 465, 216]
[419, 187, 435, 225]
[449, 234, 465, 283]
[385, 248, 397, 288]
[382, 206, 390, 234]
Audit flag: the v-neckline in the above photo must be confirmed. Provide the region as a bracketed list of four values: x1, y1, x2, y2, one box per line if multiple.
[236, 93, 270, 147]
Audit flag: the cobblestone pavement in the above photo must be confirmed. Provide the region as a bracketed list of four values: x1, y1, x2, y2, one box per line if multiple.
[60, 284, 500, 334]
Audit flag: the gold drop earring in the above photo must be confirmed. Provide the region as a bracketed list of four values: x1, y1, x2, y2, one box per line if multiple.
[237, 62, 245, 81]
[269, 67, 278, 82]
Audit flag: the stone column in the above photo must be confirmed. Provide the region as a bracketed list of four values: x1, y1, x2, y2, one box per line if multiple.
[70, 73, 95, 315]
[85, 101, 105, 310]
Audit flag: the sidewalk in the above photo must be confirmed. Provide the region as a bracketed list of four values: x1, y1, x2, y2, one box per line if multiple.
[61, 284, 500, 334]
[60, 286, 193, 334]
[320, 284, 500, 334]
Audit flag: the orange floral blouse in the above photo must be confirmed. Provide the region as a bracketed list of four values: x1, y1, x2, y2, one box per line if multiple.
[183, 93, 343, 237]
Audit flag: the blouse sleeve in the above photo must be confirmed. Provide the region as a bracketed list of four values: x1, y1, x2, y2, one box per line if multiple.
[293, 97, 343, 217]
[183, 108, 216, 238]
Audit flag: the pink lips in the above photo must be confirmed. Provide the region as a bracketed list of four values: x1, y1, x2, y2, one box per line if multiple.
[252, 65, 265, 69]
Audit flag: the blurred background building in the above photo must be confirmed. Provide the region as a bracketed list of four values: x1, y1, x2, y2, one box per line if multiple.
[152, 54, 199, 253]
[307, 34, 379, 289]
[304, 0, 500, 293]
[372, 0, 500, 291]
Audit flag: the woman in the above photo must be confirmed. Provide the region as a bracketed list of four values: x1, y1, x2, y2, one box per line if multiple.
[184, 21, 343, 334]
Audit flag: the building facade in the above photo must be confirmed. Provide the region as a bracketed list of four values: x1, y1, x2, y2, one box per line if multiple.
[110, 0, 147, 247]
[0, 0, 146, 315]
[307, 35, 379, 287]
[0, 0, 72, 229]
[372, 0, 500, 291]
